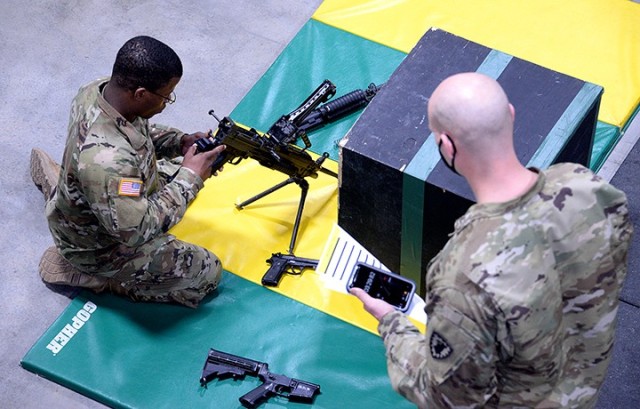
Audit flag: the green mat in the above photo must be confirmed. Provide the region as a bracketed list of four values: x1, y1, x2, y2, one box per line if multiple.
[21, 272, 413, 409]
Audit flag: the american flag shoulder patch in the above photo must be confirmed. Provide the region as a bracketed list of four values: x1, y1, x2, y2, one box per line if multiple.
[118, 178, 143, 197]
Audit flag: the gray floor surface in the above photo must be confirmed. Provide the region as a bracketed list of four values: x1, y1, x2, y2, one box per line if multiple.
[1, 1, 638, 408]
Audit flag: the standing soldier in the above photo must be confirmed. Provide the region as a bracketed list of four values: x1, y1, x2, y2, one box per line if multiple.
[352, 72, 633, 408]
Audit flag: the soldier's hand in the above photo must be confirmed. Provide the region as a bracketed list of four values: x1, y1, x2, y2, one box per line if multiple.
[182, 143, 226, 180]
[181, 132, 209, 156]
[350, 287, 396, 321]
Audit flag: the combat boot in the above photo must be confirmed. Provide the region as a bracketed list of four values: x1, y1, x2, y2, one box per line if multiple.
[38, 246, 110, 291]
[30, 148, 60, 201]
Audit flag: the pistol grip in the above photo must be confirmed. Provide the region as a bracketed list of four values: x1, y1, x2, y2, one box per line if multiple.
[262, 258, 288, 287]
[210, 151, 227, 173]
[239, 383, 274, 408]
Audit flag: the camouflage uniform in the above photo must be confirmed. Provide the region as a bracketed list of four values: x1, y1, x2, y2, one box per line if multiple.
[378, 163, 633, 408]
[46, 78, 222, 308]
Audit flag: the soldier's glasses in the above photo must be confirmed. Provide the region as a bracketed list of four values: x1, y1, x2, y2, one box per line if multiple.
[147, 89, 176, 105]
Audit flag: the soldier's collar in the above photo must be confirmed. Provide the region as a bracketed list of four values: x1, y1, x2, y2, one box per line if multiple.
[97, 80, 146, 150]
[454, 169, 545, 232]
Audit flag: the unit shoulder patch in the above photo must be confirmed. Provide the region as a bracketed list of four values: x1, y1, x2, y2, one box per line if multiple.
[430, 331, 453, 360]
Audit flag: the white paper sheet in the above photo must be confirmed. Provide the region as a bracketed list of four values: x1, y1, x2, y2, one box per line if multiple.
[316, 224, 427, 322]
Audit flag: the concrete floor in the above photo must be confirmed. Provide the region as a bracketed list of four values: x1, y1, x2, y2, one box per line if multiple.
[1, 1, 638, 408]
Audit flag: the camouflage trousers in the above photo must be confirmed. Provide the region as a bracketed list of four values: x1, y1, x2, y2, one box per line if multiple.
[113, 236, 222, 308]
[67, 235, 223, 309]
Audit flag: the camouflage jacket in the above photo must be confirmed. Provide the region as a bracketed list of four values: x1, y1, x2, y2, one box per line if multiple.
[378, 163, 632, 408]
[46, 78, 204, 273]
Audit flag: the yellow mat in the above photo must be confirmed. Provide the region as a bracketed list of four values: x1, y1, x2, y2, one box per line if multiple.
[313, 0, 640, 128]
[171, 153, 425, 334]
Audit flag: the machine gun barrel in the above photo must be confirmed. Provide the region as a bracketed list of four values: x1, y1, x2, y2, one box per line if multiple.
[297, 82, 383, 134]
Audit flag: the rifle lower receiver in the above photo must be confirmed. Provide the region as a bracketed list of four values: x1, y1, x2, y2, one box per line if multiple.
[200, 348, 321, 408]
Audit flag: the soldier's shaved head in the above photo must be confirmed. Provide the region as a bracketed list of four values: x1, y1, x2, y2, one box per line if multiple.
[428, 72, 514, 159]
[427, 72, 535, 203]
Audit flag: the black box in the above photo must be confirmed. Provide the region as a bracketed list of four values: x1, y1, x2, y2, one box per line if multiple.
[338, 28, 603, 295]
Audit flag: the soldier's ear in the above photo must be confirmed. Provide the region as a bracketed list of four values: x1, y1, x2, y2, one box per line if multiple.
[439, 133, 454, 151]
[132, 87, 147, 101]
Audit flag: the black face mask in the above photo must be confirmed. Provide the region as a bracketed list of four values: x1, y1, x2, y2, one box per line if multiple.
[438, 135, 460, 175]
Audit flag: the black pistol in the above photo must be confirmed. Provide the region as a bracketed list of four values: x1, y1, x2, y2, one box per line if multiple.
[262, 252, 319, 287]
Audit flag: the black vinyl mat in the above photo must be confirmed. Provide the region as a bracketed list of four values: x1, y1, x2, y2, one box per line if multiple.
[610, 139, 640, 307]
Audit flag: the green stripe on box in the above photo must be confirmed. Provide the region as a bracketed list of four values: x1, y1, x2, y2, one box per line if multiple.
[528, 83, 604, 169]
[476, 49, 513, 77]
[399, 50, 511, 282]
[400, 133, 440, 282]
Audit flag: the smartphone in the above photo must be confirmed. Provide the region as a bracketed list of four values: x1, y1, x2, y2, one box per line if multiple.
[347, 262, 416, 312]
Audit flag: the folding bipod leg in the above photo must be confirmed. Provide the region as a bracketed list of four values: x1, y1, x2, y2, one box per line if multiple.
[235, 176, 310, 254]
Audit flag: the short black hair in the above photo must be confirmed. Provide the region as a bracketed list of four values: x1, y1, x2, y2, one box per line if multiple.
[111, 35, 183, 92]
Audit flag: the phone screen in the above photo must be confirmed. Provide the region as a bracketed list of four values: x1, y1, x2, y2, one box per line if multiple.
[347, 263, 415, 312]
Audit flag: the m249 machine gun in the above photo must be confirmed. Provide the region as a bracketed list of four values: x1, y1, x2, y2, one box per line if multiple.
[195, 80, 382, 261]
[196, 80, 337, 256]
